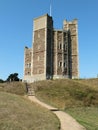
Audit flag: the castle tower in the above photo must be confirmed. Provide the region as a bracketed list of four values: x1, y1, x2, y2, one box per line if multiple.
[63, 19, 79, 78]
[23, 14, 79, 82]
[23, 46, 33, 82]
[53, 30, 69, 79]
[32, 14, 53, 81]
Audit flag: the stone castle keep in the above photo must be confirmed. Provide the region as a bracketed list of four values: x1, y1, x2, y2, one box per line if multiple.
[23, 14, 79, 83]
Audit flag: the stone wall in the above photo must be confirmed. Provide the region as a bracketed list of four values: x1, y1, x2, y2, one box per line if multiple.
[68, 20, 79, 78]
[53, 30, 69, 77]
[32, 29, 45, 75]
[63, 19, 79, 78]
[32, 14, 53, 80]
[24, 47, 32, 76]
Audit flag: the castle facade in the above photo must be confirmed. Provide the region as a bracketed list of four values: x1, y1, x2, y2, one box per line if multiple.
[23, 14, 79, 82]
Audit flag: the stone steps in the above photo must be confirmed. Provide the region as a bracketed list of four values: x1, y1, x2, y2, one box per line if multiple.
[28, 87, 35, 96]
[25, 83, 35, 96]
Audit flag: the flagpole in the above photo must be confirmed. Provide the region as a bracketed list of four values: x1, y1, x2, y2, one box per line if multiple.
[50, 0, 52, 16]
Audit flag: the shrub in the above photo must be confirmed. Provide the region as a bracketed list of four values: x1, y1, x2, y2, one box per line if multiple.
[0, 79, 4, 83]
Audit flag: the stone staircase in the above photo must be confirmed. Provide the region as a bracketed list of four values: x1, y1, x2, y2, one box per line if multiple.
[25, 83, 35, 96]
[28, 86, 35, 96]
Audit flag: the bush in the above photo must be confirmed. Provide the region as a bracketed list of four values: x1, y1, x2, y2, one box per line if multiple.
[6, 73, 19, 82]
[0, 79, 4, 83]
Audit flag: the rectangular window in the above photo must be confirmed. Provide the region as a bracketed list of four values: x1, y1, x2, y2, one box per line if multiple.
[29, 63, 31, 68]
[58, 41, 62, 49]
[64, 62, 66, 67]
[59, 62, 62, 67]
[59, 43, 62, 49]
[26, 63, 31, 68]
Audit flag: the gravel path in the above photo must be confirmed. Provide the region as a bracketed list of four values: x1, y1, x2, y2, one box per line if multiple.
[28, 96, 86, 130]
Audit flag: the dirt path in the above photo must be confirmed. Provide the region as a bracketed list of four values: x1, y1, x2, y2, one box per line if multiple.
[28, 96, 86, 130]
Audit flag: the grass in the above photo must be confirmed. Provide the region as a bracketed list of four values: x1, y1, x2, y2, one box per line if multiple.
[31, 78, 98, 130]
[0, 82, 26, 95]
[65, 107, 98, 130]
[0, 91, 60, 130]
[1, 79, 98, 129]
[33, 79, 98, 108]
[75, 78, 98, 91]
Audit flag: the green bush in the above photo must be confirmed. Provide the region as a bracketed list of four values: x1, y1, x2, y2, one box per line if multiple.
[0, 79, 4, 83]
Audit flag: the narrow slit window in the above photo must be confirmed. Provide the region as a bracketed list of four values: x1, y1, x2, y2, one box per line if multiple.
[59, 62, 62, 67]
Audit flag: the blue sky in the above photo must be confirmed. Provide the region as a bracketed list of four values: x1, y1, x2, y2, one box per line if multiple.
[0, 0, 98, 80]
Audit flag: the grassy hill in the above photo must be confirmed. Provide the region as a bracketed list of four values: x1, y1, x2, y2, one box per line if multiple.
[32, 79, 98, 108]
[0, 79, 98, 130]
[75, 78, 98, 90]
[0, 82, 26, 95]
[0, 82, 60, 130]
[31, 78, 98, 130]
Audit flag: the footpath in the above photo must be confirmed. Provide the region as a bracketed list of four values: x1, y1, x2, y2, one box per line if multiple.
[28, 96, 86, 130]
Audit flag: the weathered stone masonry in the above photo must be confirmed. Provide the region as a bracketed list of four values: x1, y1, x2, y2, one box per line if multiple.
[23, 14, 79, 82]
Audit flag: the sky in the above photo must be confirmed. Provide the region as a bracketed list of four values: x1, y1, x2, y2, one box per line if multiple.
[0, 0, 98, 80]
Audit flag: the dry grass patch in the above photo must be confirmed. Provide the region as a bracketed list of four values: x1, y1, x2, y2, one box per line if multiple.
[32, 79, 98, 108]
[75, 78, 98, 91]
[0, 82, 26, 95]
[0, 92, 60, 130]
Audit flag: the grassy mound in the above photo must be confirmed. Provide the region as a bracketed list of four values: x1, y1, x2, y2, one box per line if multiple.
[31, 78, 98, 130]
[0, 82, 26, 95]
[75, 78, 98, 90]
[32, 79, 98, 109]
[0, 92, 60, 130]
[1, 79, 98, 130]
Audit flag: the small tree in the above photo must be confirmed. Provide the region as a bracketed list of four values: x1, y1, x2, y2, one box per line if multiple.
[6, 73, 19, 82]
[0, 79, 4, 83]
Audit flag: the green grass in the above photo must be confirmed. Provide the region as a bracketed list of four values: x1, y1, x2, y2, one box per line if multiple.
[31, 78, 98, 130]
[0, 91, 60, 130]
[65, 107, 98, 130]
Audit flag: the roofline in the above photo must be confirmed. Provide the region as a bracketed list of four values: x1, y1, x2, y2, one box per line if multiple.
[34, 14, 52, 21]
